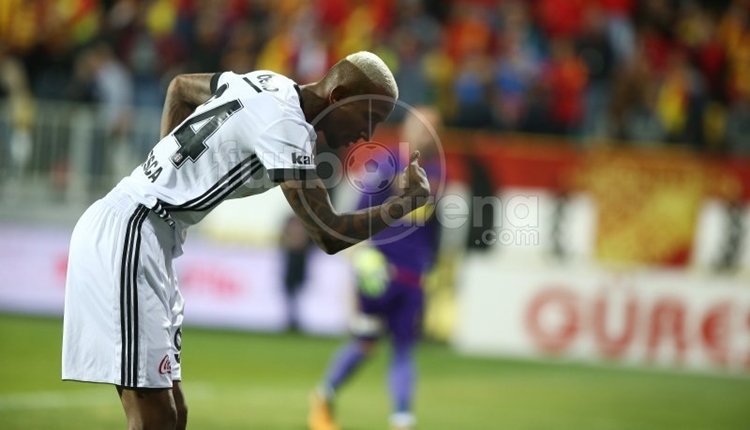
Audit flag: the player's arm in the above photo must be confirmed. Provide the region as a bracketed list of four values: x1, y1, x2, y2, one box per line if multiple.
[160, 73, 217, 138]
[281, 151, 430, 255]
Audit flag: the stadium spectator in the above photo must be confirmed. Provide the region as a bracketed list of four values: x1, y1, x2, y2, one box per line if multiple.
[608, 45, 665, 144]
[725, 94, 750, 155]
[577, 4, 616, 139]
[491, 1, 543, 131]
[71, 41, 134, 196]
[0, 43, 34, 183]
[452, 53, 494, 129]
[542, 38, 589, 136]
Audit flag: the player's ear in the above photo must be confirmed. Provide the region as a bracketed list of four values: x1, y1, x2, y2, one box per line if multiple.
[329, 85, 347, 104]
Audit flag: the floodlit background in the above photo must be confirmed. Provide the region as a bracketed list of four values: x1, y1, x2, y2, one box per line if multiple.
[1, 0, 750, 429]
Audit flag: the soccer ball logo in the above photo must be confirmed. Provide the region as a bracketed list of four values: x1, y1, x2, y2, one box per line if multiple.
[345, 142, 397, 194]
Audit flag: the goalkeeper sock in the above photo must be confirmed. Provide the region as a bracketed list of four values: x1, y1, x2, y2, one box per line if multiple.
[323, 340, 368, 398]
[389, 341, 415, 414]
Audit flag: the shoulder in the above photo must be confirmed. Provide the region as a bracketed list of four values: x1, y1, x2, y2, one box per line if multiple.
[242, 71, 294, 91]
[213, 70, 298, 100]
[233, 71, 305, 120]
[238, 71, 300, 103]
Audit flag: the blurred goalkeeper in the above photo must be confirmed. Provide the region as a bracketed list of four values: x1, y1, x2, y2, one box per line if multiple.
[62, 51, 431, 430]
[309, 107, 442, 430]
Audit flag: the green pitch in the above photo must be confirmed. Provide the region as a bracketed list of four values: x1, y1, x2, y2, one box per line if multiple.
[0, 314, 748, 430]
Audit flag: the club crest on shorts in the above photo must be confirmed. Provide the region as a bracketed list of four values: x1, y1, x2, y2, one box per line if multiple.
[158, 355, 172, 375]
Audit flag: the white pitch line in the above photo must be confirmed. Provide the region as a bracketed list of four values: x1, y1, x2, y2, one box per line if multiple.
[0, 383, 216, 411]
[0, 389, 116, 410]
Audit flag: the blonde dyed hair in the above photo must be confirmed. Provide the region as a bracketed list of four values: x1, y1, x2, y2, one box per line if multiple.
[344, 51, 399, 99]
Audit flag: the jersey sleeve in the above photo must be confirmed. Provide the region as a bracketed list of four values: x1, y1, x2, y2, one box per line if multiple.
[256, 117, 318, 183]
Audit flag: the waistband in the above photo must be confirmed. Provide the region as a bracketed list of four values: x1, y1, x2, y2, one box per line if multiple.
[150, 201, 176, 227]
[103, 187, 185, 257]
[104, 188, 176, 228]
[102, 188, 142, 213]
[390, 265, 424, 288]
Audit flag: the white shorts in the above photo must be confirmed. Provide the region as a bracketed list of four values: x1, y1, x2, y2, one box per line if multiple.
[62, 188, 184, 388]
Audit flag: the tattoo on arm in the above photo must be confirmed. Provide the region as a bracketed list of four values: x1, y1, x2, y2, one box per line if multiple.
[281, 179, 412, 254]
[160, 73, 215, 138]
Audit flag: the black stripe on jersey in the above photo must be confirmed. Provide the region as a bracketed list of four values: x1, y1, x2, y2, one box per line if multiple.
[293, 84, 304, 110]
[242, 77, 262, 93]
[162, 156, 254, 210]
[119, 205, 148, 387]
[210, 72, 222, 94]
[163, 154, 262, 212]
[267, 167, 318, 183]
[187, 159, 264, 212]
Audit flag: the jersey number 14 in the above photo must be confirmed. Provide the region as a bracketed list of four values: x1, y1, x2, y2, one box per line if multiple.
[171, 96, 244, 168]
[142, 84, 243, 183]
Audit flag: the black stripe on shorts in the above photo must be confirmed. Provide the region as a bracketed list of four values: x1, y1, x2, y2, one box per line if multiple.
[119, 205, 149, 387]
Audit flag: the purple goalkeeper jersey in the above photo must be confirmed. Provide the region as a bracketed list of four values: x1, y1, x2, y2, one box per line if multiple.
[356, 157, 441, 275]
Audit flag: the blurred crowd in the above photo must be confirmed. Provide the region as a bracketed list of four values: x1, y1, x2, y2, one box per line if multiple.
[1, 0, 750, 154]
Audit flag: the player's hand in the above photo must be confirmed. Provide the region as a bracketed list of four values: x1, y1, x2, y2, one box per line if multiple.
[400, 150, 430, 202]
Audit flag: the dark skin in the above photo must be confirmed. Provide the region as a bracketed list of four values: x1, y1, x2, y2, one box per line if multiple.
[120, 61, 429, 429]
[117, 383, 186, 430]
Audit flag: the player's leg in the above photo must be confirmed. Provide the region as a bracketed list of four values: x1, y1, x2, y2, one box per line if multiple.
[388, 340, 417, 430]
[172, 381, 188, 430]
[318, 282, 396, 398]
[309, 290, 392, 430]
[117, 386, 178, 430]
[119, 380, 186, 430]
[320, 336, 378, 397]
[309, 335, 378, 430]
[310, 314, 382, 430]
[117, 211, 186, 429]
[386, 283, 425, 430]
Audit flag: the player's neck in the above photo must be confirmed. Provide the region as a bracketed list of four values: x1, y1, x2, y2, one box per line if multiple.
[298, 84, 329, 129]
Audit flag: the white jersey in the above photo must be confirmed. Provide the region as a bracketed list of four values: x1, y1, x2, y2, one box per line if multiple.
[117, 70, 317, 228]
